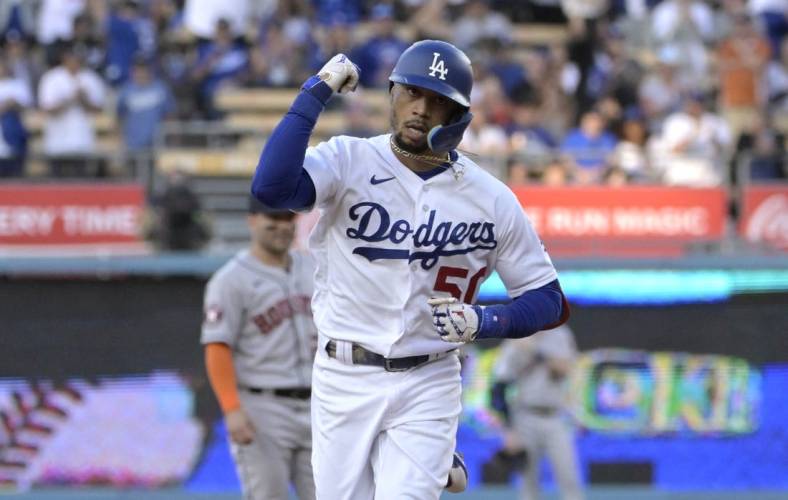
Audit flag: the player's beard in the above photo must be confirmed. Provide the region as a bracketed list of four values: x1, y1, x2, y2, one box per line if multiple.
[390, 115, 430, 155]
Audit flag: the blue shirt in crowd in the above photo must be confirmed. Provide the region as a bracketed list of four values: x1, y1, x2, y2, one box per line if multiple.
[561, 129, 618, 170]
[117, 79, 175, 150]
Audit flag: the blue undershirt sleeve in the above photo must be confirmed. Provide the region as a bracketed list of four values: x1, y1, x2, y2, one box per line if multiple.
[250, 77, 333, 210]
[474, 279, 568, 339]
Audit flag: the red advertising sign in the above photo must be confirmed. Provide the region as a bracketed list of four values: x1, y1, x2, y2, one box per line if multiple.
[511, 186, 727, 256]
[739, 184, 788, 250]
[0, 183, 145, 248]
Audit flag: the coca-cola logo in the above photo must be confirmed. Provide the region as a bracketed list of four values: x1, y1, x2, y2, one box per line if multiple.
[745, 194, 788, 247]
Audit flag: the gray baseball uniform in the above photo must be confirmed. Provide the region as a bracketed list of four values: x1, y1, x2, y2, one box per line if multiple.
[494, 325, 584, 500]
[202, 249, 317, 500]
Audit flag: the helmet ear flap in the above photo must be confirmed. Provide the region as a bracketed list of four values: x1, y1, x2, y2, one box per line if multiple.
[427, 111, 473, 153]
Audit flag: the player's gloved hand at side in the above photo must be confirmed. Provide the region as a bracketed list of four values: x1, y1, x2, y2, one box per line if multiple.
[428, 297, 484, 343]
[316, 53, 360, 94]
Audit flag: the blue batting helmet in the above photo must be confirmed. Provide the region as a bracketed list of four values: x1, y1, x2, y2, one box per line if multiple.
[389, 40, 474, 153]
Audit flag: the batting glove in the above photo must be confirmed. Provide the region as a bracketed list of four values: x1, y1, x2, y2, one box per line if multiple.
[428, 297, 484, 343]
[317, 53, 360, 94]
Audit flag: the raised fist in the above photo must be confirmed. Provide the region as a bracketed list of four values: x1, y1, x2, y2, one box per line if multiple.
[428, 297, 482, 343]
[317, 53, 360, 94]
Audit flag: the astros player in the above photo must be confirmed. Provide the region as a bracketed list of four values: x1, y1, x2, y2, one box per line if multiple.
[251, 40, 569, 499]
[492, 324, 584, 500]
[202, 197, 317, 500]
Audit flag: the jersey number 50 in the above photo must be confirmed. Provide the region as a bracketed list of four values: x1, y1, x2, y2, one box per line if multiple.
[433, 266, 488, 303]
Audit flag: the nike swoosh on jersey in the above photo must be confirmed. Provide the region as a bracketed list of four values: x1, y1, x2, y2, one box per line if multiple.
[370, 175, 396, 185]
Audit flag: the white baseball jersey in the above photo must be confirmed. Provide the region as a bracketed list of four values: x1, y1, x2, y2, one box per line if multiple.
[201, 249, 317, 388]
[303, 133, 558, 358]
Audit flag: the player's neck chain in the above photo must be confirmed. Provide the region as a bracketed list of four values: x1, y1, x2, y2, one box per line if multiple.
[389, 136, 449, 165]
[389, 136, 465, 180]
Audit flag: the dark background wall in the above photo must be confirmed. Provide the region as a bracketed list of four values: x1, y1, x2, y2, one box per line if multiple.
[3, 277, 787, 381]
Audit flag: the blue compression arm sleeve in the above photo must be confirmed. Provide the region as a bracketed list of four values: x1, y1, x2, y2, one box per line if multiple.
[474, 279, 568, 339]
[250, 76, 332, 210]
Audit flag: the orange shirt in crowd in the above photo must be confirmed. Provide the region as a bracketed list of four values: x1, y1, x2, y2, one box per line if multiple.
[717, 37, 771, 107]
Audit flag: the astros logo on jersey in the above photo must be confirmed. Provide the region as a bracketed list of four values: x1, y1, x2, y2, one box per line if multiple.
[428, 52, 448, 80]
[345, 202, 497, 270]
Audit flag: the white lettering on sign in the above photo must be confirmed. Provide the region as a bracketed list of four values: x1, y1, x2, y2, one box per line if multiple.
[0, 206, 58, 236]
[546, 208, 610, 236]
[612, 207, 708, 236]
[61, 206, 139, 235]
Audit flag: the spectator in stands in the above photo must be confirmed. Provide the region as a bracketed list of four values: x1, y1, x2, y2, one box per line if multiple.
[38, 44, 106, 177]
[314, 0, 361, 26]
[339, 98, 381, 138]
[70, 13, 104, 73]
[244, 22, 301, 87]
[585, 27, 642, 112]
[506, 86, 558, 168]
[540, 157, 572, 185]
[460, 104, 509, 157]
[651, 0, 715, 89]
[561, 109, 618, 184]
[734, 115, 786, 181]
[638, 46, 686, 130]
[716, 12, 771, 139]
[484, 39, 528, 99]
[748, 0, 788, 57]
[159, 39, 197, 118]
[310, 13, 354, 71]
[506, 157, 531, 185]
[149, 0, 184, 46]
[148, 169, 211, 251]
[561, 0, 606, 115]
[183, 0, 250, 40]
[610, 112, 652, 182]
[0, 1, 35, 40]
[105, 1, 155, 86]
[652, 0, 716, 44]
[36, 0, 86, 46]
[117, 56, 174, 154]
[409, 0, 453, 41]
[452, 0, 512, 51]
[602, 165, 630, 186]
[190, 18, 248, 119]
[0, 58, 30, 177]
[650, 92, 732, 187]
[459, 104, 509, 177]
[3, 30, 40, 94]
[766, 37, 788, 122]
[350, 4, 408, 89]
[560, 0, 609, 23]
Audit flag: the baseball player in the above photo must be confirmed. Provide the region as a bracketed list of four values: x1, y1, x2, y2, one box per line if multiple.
[202, 197, 317, 500]
[491, 324, 584, 500]
[250, 39, 569, 499]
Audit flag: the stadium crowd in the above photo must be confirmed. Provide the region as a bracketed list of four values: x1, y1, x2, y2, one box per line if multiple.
[0, 0, 785, 188]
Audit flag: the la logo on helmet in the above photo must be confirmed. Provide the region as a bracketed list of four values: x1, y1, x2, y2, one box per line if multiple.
[428, 52, 448, 80]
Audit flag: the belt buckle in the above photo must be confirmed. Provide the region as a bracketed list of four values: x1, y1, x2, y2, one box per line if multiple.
[383, 357, 409, 372]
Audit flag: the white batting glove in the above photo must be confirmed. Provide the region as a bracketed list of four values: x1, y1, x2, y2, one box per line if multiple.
[428, 297, 482, 343]
[317, 53, 360, 94]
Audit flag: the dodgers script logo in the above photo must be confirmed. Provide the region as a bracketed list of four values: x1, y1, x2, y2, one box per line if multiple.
[345, 202, 496, 270]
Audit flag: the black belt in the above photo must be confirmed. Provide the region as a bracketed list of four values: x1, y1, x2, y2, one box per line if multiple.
[326, 340, 447, 372]
[244, 387, 311, 399]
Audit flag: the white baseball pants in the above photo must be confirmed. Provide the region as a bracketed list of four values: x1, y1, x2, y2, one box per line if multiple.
[311, 342, 462, 500]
